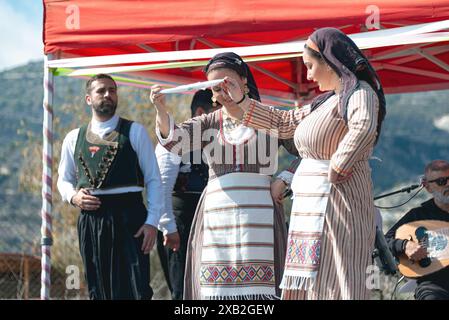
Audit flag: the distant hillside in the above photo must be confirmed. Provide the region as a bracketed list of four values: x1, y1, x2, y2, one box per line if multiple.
[0, 61, 84, 253]
[371, 90, 449, 193]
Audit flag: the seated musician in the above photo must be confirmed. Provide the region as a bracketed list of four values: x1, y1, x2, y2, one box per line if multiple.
[385, 159, 449, 300]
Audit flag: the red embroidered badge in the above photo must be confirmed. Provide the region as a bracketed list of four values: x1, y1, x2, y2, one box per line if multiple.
[89, 146, 100, 158]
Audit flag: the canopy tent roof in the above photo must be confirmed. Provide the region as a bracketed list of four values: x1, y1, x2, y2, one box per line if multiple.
[43, 0, 449, 103]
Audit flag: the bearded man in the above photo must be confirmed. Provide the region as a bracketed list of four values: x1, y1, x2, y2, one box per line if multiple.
[57, 74, 178, 299]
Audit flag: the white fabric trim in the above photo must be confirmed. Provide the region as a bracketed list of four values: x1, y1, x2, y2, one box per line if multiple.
[276, 170, 294, 186]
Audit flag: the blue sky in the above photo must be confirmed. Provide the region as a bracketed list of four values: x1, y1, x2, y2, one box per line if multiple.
[0, 0, 44, 71]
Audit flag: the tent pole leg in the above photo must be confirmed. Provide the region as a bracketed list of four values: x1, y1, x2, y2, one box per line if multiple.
[40, 54, 54, 300]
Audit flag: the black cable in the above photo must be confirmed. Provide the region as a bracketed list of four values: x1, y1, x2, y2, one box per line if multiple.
[391, 275, 405, 300]
[375, 186, 424, 209]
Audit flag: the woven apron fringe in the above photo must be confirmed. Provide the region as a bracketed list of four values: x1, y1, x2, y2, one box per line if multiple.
[203, 293, 279, 300]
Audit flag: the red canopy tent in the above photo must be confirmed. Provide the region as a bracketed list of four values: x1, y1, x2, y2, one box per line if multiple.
[40, 0, 449, 299]
[44, 0, 449, 99]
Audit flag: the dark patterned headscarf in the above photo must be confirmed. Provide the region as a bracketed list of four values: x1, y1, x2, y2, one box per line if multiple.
[306, 28, 386, 144]
[204, 52, 261, 102]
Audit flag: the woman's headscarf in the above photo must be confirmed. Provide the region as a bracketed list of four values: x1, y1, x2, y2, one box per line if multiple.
[204, 52, 261, 102]
[307, 28, 386, 143]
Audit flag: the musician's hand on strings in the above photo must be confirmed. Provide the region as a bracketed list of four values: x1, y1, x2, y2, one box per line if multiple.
[405, 240, 428, 261]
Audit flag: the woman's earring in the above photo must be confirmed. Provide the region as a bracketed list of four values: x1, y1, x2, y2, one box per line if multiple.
[212, 97, 217, 108]
[244, 84, 250, 95]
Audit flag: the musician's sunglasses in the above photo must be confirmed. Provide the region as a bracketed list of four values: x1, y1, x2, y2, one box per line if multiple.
[428, 175, 449, 186]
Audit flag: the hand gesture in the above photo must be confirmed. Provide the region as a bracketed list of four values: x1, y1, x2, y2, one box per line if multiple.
[71, 188, 101, 211]
[271, 179, 287, 205]
[134, 224, 157, 254]
[328, 167, 352, 184]
[149, 85, 167, 114]
[220, 77, 244, 104]
[405, 241, 428, 262]
[164, 231, 181, 252]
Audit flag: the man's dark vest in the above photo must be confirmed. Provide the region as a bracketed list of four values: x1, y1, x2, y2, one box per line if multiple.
[173, 151, 208, 193]
[74, 118, 144, 190]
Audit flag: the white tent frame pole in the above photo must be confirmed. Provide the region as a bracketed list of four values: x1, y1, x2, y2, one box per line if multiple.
[371, 43, 427, 60]
[47, 32, 449, 79]
[391, 45, 449, 65]
[138, 44, 158, 52]
[45, 20, 449, 69]
[40, 54, 54, 300]
[418, 50, 449, 72]
[373, 62, 449, 80]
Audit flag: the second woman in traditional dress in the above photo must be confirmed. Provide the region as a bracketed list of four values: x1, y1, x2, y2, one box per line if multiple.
[222, 28, 387, 300]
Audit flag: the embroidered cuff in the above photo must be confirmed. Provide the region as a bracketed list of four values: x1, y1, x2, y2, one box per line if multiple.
[330, 161, 352, 177]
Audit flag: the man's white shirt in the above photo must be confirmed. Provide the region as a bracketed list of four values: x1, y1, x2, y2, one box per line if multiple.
[155, 143, 183, 235]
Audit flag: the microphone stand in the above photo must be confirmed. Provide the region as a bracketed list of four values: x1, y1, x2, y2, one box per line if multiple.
[374, 184, 421, 200]
[284, 183, 422, 200]
[372, 183, 422, 277]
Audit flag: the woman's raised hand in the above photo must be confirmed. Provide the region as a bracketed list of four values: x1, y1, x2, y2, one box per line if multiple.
[150, 84, 170, 138]
[149, 85, 167, 114]
[221, 76, 244, 104]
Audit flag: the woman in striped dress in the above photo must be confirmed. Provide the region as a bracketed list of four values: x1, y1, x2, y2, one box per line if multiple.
[150, 52, 300, 300]
[221, 28, 386, 300]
